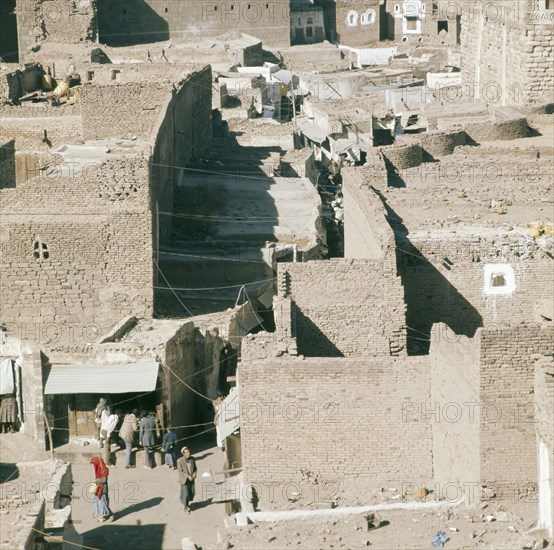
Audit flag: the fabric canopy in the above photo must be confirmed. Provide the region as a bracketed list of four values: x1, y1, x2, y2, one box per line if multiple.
[44, 361, 159, 395]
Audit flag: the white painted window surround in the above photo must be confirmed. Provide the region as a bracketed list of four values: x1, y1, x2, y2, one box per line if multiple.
[347, 10, 358, 26]
[483, 264, 516, 295]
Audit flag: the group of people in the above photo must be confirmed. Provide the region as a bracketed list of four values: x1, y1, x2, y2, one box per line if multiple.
[0, 395, 18, 434]
[94, 399, 178, 470]
[89, 446, 197, 523]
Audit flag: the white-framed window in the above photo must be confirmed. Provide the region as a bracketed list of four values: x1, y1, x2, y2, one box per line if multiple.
[401, 35, 408, 41]
[394, 4, 400, 13]
[347, 10, 358, 26]
[422, 3, 426, 12]
[361, 9, 376, 24]
[307, 16, 313, 24]
[483, 264, 516, 296]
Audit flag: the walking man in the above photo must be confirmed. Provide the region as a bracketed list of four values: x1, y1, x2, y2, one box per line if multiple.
[139, 411, 157, 469]
[119, 409, 139, 469]
[177, 446, 197, 513]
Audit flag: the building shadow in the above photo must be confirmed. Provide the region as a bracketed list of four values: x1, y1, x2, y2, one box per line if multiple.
[97, 0, 169, 46]
[0, 463, 19, 483]
[376, 193, 483, 355]
[82, 523, 165, 550]
[114, 497, 164, 521]
[295, 306, 344, 357]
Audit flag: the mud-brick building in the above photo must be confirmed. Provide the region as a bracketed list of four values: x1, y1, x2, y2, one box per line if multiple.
[0, 62, 212, 347]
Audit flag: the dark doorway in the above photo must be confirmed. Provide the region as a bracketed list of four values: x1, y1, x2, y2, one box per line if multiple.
[0, 0, 19, 62]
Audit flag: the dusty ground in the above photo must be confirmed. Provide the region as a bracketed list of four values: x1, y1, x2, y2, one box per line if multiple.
[214, 500, 546, 550]
[71, 438, 227, 550]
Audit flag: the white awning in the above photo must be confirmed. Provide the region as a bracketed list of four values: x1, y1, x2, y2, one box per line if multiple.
[298, 120, 328, 144]
[44, 361, 159, 395]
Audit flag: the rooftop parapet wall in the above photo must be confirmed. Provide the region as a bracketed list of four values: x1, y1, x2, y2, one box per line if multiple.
[341, 168, 395, 261]
[277, 258, 406, 357]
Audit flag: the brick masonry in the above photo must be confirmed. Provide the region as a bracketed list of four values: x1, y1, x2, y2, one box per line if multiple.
[461, 4, 554, 107]
[239, 354, 432, 507]
[398, 235, 553, 340]
[479, 324, 553, 494]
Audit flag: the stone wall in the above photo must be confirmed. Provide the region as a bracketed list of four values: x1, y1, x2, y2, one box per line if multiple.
[0, 140, 16, 189]
[479, 324, 553, 494]
[0, 157, 154, 346]
[17, 0, 97, 62]
[96, 0, 291, 47]
[239, 354, 432, 507]
[461, 4, 554, 106]
[278, 257, 406, 357]
[430, 323, 481, 501]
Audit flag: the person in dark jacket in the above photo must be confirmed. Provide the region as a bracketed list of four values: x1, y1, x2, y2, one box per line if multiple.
[161, 427, 177, 469]
[177, 446, 197, 513]
[139, 411, 157, 469]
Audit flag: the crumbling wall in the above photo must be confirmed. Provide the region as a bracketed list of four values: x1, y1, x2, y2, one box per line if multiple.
[162, 322, 225, 444]
[430, 323, 481, 501]
[0, 157, 154, 346]
[16, 0, 97, 61]
[479, 324, 553, 496]
[461, 4, 554, 106]
[278, 257, 406, 357]
[239, 354, 432, 507]
[379, 143, 422, 171]
[400, 130, 469, 159]
[436, 116, 528, 143]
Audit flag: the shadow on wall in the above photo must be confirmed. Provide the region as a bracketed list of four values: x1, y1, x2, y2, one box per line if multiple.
[97, 0, 169, 46]
[375, 192, 483, 355]
[317, 0, 337, 42]
[295, 306, 344, 358]
[0, 0, 18, 62]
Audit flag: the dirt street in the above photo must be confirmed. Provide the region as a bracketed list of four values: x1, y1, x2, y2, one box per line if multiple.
[71, 439, 227, 550]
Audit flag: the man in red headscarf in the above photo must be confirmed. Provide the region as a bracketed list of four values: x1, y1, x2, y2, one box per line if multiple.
[90, 456, 113, 522]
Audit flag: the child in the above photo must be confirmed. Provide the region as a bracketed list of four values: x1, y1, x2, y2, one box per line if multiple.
[161, 427, 177, 469]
